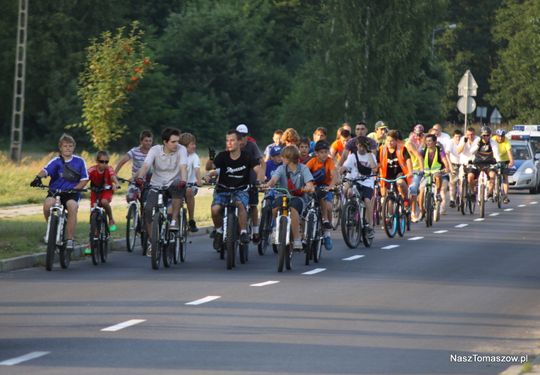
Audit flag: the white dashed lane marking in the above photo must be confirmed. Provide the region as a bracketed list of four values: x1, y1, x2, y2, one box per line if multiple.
[519, 204, 526, 207]
[504, 208, 514, 212]
[474, 218, 485, 222]
[0, 352, 50, 366]
[455, 224, 469, 228]
[408, 237, 424, 241]
[489, 213, 500, 217]
[185, 296, 221, 306]
[250, 281, 280, 287]
[302, 268, 326, 275]
[381, 245, 400, 250]
[434, 230, 448, 234]
[342, 255, 365, 261]
[101, 319, 146, 332]
[531, 201, 538, 205]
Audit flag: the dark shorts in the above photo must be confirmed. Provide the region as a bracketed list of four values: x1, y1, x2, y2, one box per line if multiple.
[355, 184, 374, 200]
[144, 185, 185, 219]
[273, 196, 304, 215]
[467, 164, 495, 179]
[47, 191, 79, 206]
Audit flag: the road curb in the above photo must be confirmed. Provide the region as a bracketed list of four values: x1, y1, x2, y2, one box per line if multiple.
[0, 225, 214, 273]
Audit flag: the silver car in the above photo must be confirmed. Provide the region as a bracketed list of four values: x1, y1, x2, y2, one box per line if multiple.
[508, 140, 540, 193]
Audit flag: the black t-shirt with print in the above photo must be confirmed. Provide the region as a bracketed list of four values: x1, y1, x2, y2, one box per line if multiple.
[214, 150, 258, 192]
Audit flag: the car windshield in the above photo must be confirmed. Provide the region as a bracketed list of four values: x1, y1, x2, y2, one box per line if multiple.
[512, 145, 532, 160]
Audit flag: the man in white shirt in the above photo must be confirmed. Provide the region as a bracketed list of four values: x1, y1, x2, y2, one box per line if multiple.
[135, 128, 188, 255]
[445, 129, 463, 208]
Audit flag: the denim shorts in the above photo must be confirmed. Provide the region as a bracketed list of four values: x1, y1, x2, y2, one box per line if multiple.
[212, 191, 249, 209]
[409, 172, 423, 196]
[318, 185, 334, 202]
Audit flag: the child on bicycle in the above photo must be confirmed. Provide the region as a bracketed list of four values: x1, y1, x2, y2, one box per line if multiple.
[298, 137, 312, 164]
[265, 145, 283, 181]
[88, 151, 119, 232]
[305, 140, 337, 250]
[180, 132, 203, 232]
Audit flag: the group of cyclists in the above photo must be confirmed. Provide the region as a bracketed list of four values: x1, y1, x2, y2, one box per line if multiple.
[29, 119, 514, 265]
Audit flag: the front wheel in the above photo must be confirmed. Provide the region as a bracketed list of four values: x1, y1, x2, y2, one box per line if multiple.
[46, 215, 59, 271]
[382, 196, 398, 238]
[163, 233, 174, 268]
[126, 203, 138, 252]
[341, 200, 361, 248]
[330, 193, 341, 230]
[460, 178, 467, 215]
[100, 216, 109, 263]
[479, 183, 486, 218]
[225, 211, 237, 270]
[397, 202, 407, 237]
[90, 211, 101, 266]
[425, 193, 433, 227]
[258, 205, 272, 256]
[277, 216, 288, 272]
[151, 211, 163, 270]
[59, 222, 70, 269]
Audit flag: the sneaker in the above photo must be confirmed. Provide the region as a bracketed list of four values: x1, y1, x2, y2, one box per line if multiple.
[209, 229, 216, 239]
[169, 220, 179, 231]
[66, 239, 75, 252]
[323, 235, 333, 251]
[188, 219, 199, 232]
[503, 197, 510, 204]
[366, 226, 375, 239]
[322, 221, 333, 230]
[84, 247, 91, 255]
[240, 232, 250, 244]
[449, 200, 456, 208]
[213, 231, 223, 250]
[252, 233, 260, 243]
[436, 194, 442, 202]
[109, 221, 117, 232]
[146, 243, 152, 257]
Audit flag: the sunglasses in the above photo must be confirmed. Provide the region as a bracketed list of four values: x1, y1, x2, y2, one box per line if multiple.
[98, 160, 109, 164]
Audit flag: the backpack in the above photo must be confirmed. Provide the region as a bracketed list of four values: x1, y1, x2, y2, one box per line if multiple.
[286, 166, 304, 197]
[62, 157, 81, 182]
[311, 159, 327, 184]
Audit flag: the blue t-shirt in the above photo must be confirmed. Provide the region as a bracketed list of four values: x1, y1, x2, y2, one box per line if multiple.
[265, 159, 282, 181]
[43, 155, 89, 194]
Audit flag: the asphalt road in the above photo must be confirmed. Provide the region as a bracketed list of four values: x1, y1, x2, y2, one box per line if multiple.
[1, 192, 540, 375]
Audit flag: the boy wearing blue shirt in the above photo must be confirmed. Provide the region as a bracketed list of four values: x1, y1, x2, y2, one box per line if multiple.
[265, 145, 283, 181]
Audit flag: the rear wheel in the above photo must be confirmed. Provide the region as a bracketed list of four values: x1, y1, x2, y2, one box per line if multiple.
[425, 193, 433, 227]
[479, 183, 486, 218]
[258, 205, 272, 255]
[277, 216, 287, 272]
[460, 178, 467, 215]
[341, 200, 361, 248]
[126, 204, 137, 252]
[90, 211, 100, 266]
[330, 192, 341, 229]
[467, 183, 476, 215]
[100, 216, 109, 263]
[382, 196, 397, 238]
[151, 211, 162, 270]
[46, 215, 59, 271]
[59, 221, 70, 269]
[304, 214, 315, 265]
[163, 233, 174, 268]
[397, 202, 407, 237]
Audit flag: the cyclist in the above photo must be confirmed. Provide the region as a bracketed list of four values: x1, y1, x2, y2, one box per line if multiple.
[134, 127, 188, 256]
[179, 132, 203, 232]
[492, 129, 514, 204]
[263, 129, 283, 161]
[467, 126, 501, 199]
[265, 145, 283, 181]
[281, 128, 301, 147]
[330, 126, 351, 162]
[445, 129, 464, 208]
[405, 124, 426, 222]
[236, 124, 265, 243]
[305, 140, 338, 250]
[377, 130, 413, 200]
[417, 134, 452, 217]
[309, 127, 328, 154]
[205, 129, 264, 249]
[367, 121, 388, 146]
[262, 145, 315, 251]
[340, 136, 377, 238]
[339, 121, 378, 167]
[88, 151, 120, 231]
[30, 134, 89, 251]
[457, 127, 480, 165]
[299, 137, 312, 164]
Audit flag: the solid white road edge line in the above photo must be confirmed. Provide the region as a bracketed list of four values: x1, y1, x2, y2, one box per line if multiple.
[250, 281, 280, 287]
[0, 352, 50, 366]
[381, 245, 400, 250]
[302, 268, 326, 275]
[186, 296, 221, 305]
[342, 255, 365, 261]
[455, 224, 469, 228]
[101, 319, 146, 332]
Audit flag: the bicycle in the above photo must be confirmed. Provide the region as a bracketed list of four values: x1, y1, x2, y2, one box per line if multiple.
[118, 177, 148, 255]
[475, 163, 498, 219]
[267, 187, 295, 272]
[302, 189, 324, 265]
[379, 176, 408, 238]
[89, 185, 119, 265]
[422, 169, 442, 227]
[34, 185, 87, 271]
[463, 163, 477, 215]
[372, 180, 382, 227]
[257, 188, 276, 256]
[341, 176, 375, 249]
[215, 184, 251, 270]
[169, 197, 189, 265]
[148, 186, 176, 270]
[492, 163, 504, 209]
[330, 178, 346, 230]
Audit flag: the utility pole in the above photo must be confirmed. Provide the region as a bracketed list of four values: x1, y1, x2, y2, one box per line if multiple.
[10, 0, 29, 162]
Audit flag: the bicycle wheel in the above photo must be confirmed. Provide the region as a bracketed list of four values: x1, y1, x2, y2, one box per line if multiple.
[496, 175, 503, 209]
[331, 193, 341, 230]
[257, 206, 272, 256]
[460, 178, 467, 215]
[180, 209, 187, 262]
[382, 196, 397, 238]
[45, 215, 59, 271]
[397, 202, 407, 237]
[100, 216, 109, 263]
[239, 243, 248, 264]
[226, 211, 236, 270]
[467, 184, 476, 215]
[373, 195, 381, 227]
[126, 204, 137, 252]
[163, 232, 174, 268]
[304, 213, 315, 265]
[90, 211, 101, 266]
[59, 221, 70, 269]
[341, 200, 361, 248]
[479, 183, 486, 218]
[277, 216, 287, 272]
[151, 211, 162, 270]
[425, 193, 433, 227]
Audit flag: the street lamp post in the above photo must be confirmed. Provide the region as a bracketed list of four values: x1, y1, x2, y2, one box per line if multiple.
[431, 23, 456, 59]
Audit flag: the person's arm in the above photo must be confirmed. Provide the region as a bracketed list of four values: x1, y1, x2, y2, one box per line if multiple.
[205, 158, 215, 171]
[406, 141, 422, 162]
[253, 164, 265, 183]
[303, 181, 315, 193]
[507, 143, 514, 167]
[338, 149, 349, 167]
[491, 140, 501, 162]
[195, 167, 202, 186]
[114, 153, 131, 174]
[369, 153, 378, 173]
[135, 163, 151, 180]
[456, 138, 466, 154]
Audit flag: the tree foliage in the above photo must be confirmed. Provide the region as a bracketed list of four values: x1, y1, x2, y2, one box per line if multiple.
[78, 22, 151, 149]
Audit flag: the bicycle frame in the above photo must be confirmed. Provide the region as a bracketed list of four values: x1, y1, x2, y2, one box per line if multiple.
[46, 196, 66, 246]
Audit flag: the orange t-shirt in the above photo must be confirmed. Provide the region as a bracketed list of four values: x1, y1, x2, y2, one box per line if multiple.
[330, 140, 345, 160]
[305, 157, 335, 186]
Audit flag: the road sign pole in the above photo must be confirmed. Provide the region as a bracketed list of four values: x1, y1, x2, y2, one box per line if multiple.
[463, 73, 468, 134]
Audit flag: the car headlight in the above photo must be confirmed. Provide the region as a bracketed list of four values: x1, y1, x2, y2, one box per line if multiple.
[524, 167, 534, 175]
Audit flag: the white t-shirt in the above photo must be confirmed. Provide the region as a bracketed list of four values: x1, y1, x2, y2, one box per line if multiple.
[144, 144, 188, 187]
[186, 153, 200, 184]
[459, 136, 480, 164]
[342, 152, 376, 188]
[445, 139, 462, 164]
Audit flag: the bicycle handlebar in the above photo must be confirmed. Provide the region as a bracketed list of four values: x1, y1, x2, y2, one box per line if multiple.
[378, 176, 407, 183]
[32, 184, 88, 193]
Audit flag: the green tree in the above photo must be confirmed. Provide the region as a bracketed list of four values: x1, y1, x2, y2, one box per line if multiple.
[78, 22, 151, 149]
[488, 0, 540, 123]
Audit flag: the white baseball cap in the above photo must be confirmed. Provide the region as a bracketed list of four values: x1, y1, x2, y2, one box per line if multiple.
[236, 124, 249, 134]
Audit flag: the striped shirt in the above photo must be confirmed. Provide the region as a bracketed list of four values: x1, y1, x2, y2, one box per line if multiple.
[127, 147, 149, 176]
